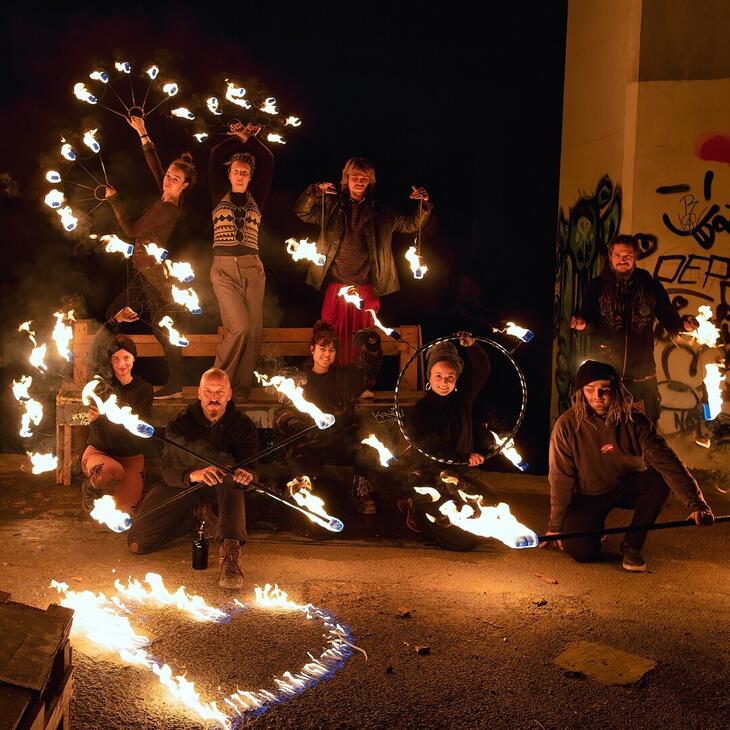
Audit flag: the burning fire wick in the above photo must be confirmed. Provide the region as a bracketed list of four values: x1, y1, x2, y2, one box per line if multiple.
[361, 435, 396, 467]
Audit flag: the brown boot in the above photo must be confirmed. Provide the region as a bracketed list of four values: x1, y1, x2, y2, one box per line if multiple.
[218, 538, 244, 589]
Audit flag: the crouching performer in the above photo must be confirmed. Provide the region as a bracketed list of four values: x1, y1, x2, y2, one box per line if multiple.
[82, 308, 153, 515]
[543, 360, 714, 571]
[128, 368, 258, 589]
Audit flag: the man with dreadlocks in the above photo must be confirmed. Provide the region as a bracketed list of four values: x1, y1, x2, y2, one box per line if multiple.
[570, 234, 699, 423]
[543, 360, 714, 571]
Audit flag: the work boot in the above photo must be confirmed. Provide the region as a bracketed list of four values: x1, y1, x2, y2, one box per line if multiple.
[352, 475, 377, 515]
[218, 539, 244, 589]
[81, 478, 102, 513]
[621, 542, 647, 572]
[154, 382, 183, 399]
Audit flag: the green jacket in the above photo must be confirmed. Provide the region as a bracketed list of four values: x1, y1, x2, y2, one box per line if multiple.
[294, 184, 432, 297]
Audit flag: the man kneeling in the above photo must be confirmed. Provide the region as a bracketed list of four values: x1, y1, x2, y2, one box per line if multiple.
[544, 360, 713, 571]
[128, 368, 258, 589]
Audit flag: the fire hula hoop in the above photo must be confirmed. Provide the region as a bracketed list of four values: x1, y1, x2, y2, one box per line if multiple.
[394, 333, 528, 466]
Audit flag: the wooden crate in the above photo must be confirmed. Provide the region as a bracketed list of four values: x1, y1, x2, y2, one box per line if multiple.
[0, 591, 74, 730]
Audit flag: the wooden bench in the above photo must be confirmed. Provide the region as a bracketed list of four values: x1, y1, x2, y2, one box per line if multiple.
[55, 320, 423, 485]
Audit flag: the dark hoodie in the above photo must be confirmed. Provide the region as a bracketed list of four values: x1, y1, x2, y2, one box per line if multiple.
[162, 400, 259, 489]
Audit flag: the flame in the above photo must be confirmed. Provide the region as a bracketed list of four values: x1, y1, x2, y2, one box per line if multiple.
[366, 309, 394, 337]
[27, 452, 57, 475]
[115, 61, 132, 74]
[12, 374, 33, 401]
[255, 372, 335, 429]
[146, 65, 159, 80]
[361, 434, 396, 467]
[206, 96, 222, 115]
[225, 81, 251, 109]
[89, 70, 109, 83]
[102, 234, 134, 259]
[171, 107, 195, 120]
[159, 315, 189, 347]
[413, 486, 441, 502]
[44, 189, 64, 209]
[90, 495, 132, 533]
[194, 132, 209, 142]
[50, 580, 229, 727]
[164, 259, 195, 283]
[260, 97, 277, 114]
[51, 309, 75, 362]
[19, 398, 43, 438]
[30, 343, 48, 372]
[405, 246, 428, 279]
[83, 128, 101, 154]
[115, 572, 226, 622]
[61, 142, 76, 161]
[686, 305, 721, 348]
[18, 321, 35, 339]
[493, 322, 534, 343]
[46, 170, 61, 183]
[286, 477, 342, 531]
[703, 363, 726, 421]
[266, 133, 286, 144]
[491, 431, 528, 471]
[285, 237, 325, 266]
[337, 285, 363, 309]
[162, 82, 179, 97]
[284, 116, 302, 127]
[73, 82, 97, 105]
[57, 206, 78, 231]
[82, 378, 155, 438]
[143, 243, 168, 262]
[171, 285, 202, 314]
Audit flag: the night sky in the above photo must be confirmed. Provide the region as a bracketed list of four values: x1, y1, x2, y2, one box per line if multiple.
[0, 4, 567, 469]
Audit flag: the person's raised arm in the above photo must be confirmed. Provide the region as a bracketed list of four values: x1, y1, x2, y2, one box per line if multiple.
[458, 332, 491, 403]
[294, 182, 335, 226]
[393, 185, 433, 233]
[128, 115, 165, 190]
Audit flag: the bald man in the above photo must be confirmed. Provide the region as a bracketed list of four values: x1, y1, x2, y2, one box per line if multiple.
[128, 369, 258, 589]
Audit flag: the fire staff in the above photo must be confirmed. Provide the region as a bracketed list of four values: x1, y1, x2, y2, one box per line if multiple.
[544, 360, 714, 571]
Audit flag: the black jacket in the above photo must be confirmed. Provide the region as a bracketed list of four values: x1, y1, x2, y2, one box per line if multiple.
[294, 184, 432, 297]
[162, 400, 259, 488]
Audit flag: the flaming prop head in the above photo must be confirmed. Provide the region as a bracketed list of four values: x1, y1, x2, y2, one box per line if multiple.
[405, 246, 428, 279]
[30, 343, 48, 372]
[164, 259, 195, 283]
[493, 322, 534, 343]
[266, 133, 286, 144]
[90, 495, 132, 532]
[337, 285, 363, 310]
[172, 107, 195, 120]
[285, 116, 302, 127]
[255, 371, 335, 429]
[490, 431, 528, 471]
[73, 82, 97, 105]
[260, 97, 277, 114]
[159, 315, 189, 348]
[18, 321, 35, 340]
[361, 434, 396, 467]
[44, 189, 64, 209]
[143, 243, 168, 263]
[225, 81, 251, 109]
[52, 309, 75, 362]
[89, 70, 109, 83]
[27, 451, 58, 475]
[46, 170, 61, 183]
[285, 237, 325, 266]
[162, 81, 179, 97]
[83, 129, 101, 154]
[287, 477, 344, 532]
[366, 309, 394, 337]
[686, 305, 721, 348]
[171, 285, 202, 314]
[82, 378, 155, 438]
[12, 374, 33, 401]
[61, 142, 76, 161]
[115, 61, 132, 74]
[14, 376, 43, 438]
[206, 96, 222, 115]
[146, 65, 159, 80]
[193, 132, 208, 143]
[702, 363, 726, 421]
[57, 206, 78, 232]
[102, 234, 134, 259]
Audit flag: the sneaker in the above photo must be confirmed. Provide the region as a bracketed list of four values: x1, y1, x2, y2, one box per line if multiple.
[154, 383, 183, 399]
[352, 475, 377, 515]
[218, 538, 244, 589]
[621, 542, 647, 572]
[81, 478, 102, 513]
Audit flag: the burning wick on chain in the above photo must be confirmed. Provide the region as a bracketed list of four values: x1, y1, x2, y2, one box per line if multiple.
[702, 363, 726, 421]
[337, 285, 363, 310]
[51, 309, 75, 362]
[27, 452, 58, 475]
[492, 322, 534, 343]
[159, 316, 190, 348]
[286, 237, 325, 266]
[405, 246, 428, 279]
[684, 305, 721, 348]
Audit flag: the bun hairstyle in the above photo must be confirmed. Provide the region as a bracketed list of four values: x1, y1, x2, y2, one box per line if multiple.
[171, 151, 198, 188]
[311, 319, 337, 349]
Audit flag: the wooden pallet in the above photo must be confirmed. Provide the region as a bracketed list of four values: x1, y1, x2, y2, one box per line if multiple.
[0, 591, 74, 730]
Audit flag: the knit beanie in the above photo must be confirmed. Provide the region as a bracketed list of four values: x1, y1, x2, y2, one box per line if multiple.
[112, 336, 137, 359]
[427, 341, 464, 378]
[575, 360, 618, 389]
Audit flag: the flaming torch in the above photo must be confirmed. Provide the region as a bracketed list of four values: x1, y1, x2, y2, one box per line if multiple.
[159, 316, 189, 348]
[194, 132, 209, 143]
[405, 245, 428, 279]
[164, 259, 195, 283]
[287, 476, 344, 532]
[361, 434, 396, 467]
[162, 82, 179, 97]
[90, 495, 132, 533]
[206, 96, 222, 115]
[27, 452, 58, 475]
[171, 107, 195, 120]
[685, 305, 721, 348]
[145, 65, 159, 80]
[115, 61, 132, 74]
[337, 285, 363, 310]
[702, 363, 726, 421]
[260, 97, 278, 114]
[285, 237, 325, 266]
[51, 309, 75, 362]
[57, 206, 78, 232]
[82, 378, 155, 438]
[83, 128, 101, 154]
[89, 70, 109, 83]
[143, 243, 169, 263]
[44, 190, 64, 209]
[30, 343, 48, 373]
[171, 285, 202, 314]
[14, 377, 43, 438]
[225, 81, 251, 109]
[490, 431, 528, 471]
[102, 234, 134, 258]
[60, 142, 76, 161]
[493, 322, 535, 343]
[73, 82, 97, 105]
[46, 170, 62, 183]
[266, 133, 286, 144]
[285, 116, 302, 127]
[255, 372, 335, 429]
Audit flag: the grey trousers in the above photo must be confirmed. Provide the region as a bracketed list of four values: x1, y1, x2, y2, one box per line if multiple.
[210, 254, 266, 390]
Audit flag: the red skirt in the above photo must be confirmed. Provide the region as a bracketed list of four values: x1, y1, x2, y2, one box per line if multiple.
[321, 283, 380, 365]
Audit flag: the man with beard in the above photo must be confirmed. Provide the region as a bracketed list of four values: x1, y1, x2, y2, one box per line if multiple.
[127, 369, 257, 589]
[570, 235, 699, 423]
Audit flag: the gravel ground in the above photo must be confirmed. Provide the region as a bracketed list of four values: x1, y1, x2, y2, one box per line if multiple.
[1, 456, 728, 730]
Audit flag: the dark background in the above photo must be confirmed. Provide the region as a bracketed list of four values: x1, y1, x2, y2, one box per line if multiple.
[0, 3, 567, 471]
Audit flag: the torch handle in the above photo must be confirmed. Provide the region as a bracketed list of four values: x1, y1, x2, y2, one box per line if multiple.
[538, 515, 729, 543]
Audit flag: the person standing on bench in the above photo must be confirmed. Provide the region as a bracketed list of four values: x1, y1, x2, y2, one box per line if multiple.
[209, 121, 274, 397]
[295, 157, 431, 365]
[104, 114, 198, 400]
[82, 307, 153, 515]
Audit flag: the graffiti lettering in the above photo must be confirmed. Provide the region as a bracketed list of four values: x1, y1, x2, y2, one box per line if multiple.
[653, 254, 730, 303]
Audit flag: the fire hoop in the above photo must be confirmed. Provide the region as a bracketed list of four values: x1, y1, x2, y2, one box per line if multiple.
[394, 334, 528, 466]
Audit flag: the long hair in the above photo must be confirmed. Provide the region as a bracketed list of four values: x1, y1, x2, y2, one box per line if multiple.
[340, 157, 376, 191]
[572, 382, 635, 428]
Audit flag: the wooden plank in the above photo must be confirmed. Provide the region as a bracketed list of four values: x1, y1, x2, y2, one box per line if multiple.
[41, 667, 73, 730]
[0, 684, 33, 730]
